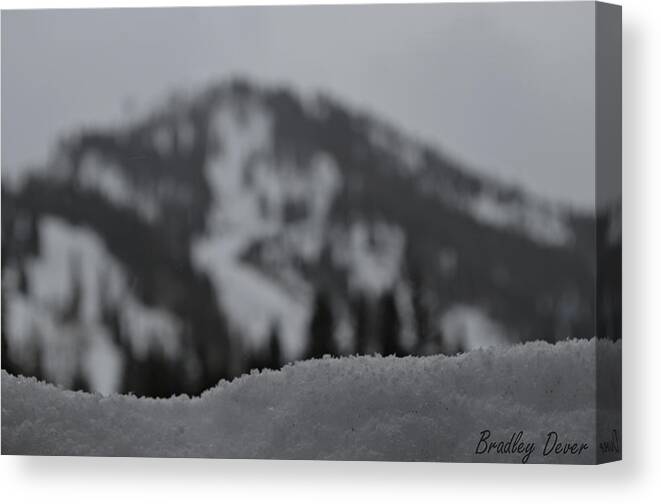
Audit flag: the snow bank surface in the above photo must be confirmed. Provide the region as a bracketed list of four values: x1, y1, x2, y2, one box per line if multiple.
[1, 339, 620, 463]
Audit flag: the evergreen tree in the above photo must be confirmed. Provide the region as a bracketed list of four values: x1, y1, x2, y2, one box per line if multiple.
[409, 269, 429, 354]
[31, 335, 44, 381]
[141, 346, 176, 398]
[1, 328, 18, 375]
[379, 290, 403, 356]
[61, 258, 82, 322]
[245, 322, 283, 373]
[17, 261, 29, 295]
[267, 322, 282, 370]
[122, 344, 185, 398]
[351, 293, 370, 355]
[305, 291, 337, 359]
[71, 365, 90, 392]
[1, 278, 18, 375]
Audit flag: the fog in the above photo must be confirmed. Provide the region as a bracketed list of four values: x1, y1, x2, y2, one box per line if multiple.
[2, 2, 595, 209]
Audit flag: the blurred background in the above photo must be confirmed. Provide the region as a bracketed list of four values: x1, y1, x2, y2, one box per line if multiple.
[1, 4, 620, 397]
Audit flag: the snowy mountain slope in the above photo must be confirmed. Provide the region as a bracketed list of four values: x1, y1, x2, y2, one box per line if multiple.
[3, 217, 182, 394]
[1, 79, 608, 397]
[1, 339, 621, 463]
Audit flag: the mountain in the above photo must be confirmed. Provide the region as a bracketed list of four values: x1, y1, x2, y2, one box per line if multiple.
[1, 79, 606, 397]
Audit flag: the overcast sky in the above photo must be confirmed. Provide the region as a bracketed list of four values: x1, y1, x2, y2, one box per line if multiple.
[1, 2, 595, 209]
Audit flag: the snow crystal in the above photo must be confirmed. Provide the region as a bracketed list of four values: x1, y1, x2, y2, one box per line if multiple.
[1, 339, 620, 463]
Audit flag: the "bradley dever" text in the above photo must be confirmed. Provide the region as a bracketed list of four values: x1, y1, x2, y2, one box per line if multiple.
[474, 430, 589, 463]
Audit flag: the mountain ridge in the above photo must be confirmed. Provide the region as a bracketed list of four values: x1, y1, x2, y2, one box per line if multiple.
[1, 78, 599, 397]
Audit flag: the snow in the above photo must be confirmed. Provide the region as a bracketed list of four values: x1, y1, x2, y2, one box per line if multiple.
[81, 329, 123, 394]
[1, 339, 621, 463]
[26, 217, 114, 322]
[194, 233, 310, 359]
[77, 152, 158, 222]
[469, 190, 573, 246]
[368, 120, 425, 174]
[277, 152, 342, 261]
[192, 99, 343, 359]
[121, 301, 181, 359]
[367, 119, 575, 247]
[4, 217, 182, 393]
[204, 103, 273, 234]
[440, 305, 509, 353]
[5, 293, 123, 395]
[331, 221, 406, 295]
[192, 102, 310, 359]
[248, 151, 341, 263]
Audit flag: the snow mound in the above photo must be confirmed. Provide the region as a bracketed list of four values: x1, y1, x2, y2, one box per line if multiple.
[1, 339, 620, 463]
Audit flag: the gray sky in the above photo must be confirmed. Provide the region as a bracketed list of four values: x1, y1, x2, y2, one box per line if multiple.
[1, 2, 595, 209]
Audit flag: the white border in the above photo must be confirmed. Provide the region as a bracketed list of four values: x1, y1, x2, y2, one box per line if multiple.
[1, 1, 659, 503]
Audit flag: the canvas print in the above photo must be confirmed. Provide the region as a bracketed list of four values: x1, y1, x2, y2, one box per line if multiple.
[1, 2, 621, 463]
